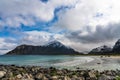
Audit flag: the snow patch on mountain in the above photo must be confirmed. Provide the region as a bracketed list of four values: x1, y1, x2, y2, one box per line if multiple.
[44, 41, 70, 49]
[89, 45, 112, 53]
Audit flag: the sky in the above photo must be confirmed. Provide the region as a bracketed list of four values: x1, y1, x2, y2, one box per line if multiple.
[0, 0, 120, 54]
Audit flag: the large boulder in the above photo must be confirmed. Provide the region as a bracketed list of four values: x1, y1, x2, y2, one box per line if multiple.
[0, 71, 6, 78]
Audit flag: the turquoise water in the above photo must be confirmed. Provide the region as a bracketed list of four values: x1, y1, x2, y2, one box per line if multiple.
[0, 55, 79, 66]
[0, 55, 120, 70]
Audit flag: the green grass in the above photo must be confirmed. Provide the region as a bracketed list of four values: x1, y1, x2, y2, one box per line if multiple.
[116, 76, 120, 80]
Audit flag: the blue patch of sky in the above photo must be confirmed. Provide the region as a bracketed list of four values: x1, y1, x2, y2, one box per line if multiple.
[0, 27, 23, 39]
[40, 0, 48, 3]
[0, 5, 73, 38]
[0, 17, 2, 20]
[95, 13, 103, 18]
[0, 27, 16, 37]
[20, 5, 72, 32]
[43, 6, 74, 33]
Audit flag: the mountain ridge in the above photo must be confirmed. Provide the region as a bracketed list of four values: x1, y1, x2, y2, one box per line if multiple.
[89, 39, 120, 54]
[89, 45, 112, 55]
[112, 39, 120, 53]
[6, 41, 82, 55]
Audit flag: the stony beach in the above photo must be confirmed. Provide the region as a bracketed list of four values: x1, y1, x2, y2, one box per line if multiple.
[0, 65, 120, 80]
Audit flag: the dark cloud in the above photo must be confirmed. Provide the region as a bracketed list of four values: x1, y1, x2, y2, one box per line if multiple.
[66, 23, 120, 44]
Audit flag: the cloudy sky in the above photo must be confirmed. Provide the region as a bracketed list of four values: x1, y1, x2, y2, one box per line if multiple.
[0, 0, 120, 54]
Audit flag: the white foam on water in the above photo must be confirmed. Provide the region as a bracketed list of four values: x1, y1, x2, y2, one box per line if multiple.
[53, 57, 94, 67]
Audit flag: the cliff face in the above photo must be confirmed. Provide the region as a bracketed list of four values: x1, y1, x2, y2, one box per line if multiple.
[6, 41, 81, 55]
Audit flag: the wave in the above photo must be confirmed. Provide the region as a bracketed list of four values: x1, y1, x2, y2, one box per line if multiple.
[52, 57, 94, 67]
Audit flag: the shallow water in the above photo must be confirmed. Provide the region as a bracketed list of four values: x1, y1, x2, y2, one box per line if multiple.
[0, 55, 120, 71]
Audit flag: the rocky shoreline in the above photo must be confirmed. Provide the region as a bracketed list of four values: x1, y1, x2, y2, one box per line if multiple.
[0, 65, 120, 80]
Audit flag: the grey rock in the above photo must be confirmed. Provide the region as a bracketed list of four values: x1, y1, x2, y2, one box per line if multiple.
[88, 71, 97, 79]
[42, 76, 49, 80]
[35, 73, 43, 79]
[16, 74, 22, 79]
[64, 76, 71, 80]
[0, 71, 6, 78]
[77, 77, 85, 80]
[51, 76, 58, 80]
[98, 74, 109, 80]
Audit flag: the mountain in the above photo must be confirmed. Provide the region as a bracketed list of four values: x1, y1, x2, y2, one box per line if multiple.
[89, 45, 112, 55]
[6, 41, 81, 55]
[112, 39, 120, 53]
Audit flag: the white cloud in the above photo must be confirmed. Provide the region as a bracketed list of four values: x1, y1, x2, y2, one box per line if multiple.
[0, 0, 77, 27]
[20, 31, 74, 48]
[0, 30, 118, 54]
[50, 0, 120, 52]
[20, 31, 80, 51]
[0, 0, 120, 53]
[0, 38, 17, 55]
[56, 0, 120, 32]
[21, 31, 55, 45]
[20, 30, 104, 52]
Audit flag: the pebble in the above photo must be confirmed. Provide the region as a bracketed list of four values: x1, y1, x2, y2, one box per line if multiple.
[0, 71, 6, 78]
[0, 65, 120, 80]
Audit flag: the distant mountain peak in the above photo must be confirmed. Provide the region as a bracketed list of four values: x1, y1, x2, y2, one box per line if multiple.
[99, 45, 110, 50]
[113, 39, 120, 53]
[114, 39, 120, 47]
[117, 38, 120, 42]
[6, 40, 81, 55]
[46, 40, 62, 46]
[89, 45, 112, 54]
[45, 40, 69, 48]
[89, 39, 120, 54]
[16, 44, 28, 49]
[16, 44, 33, 49]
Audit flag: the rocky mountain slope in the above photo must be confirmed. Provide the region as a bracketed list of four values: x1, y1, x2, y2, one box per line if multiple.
[89, 45, 112, 54]
[6, 41, 81, 55]
[89, 39, 120, 54]
[112, 39, 120, 53]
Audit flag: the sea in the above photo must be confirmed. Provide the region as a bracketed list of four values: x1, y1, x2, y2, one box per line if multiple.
[0, 55, 120, 71]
